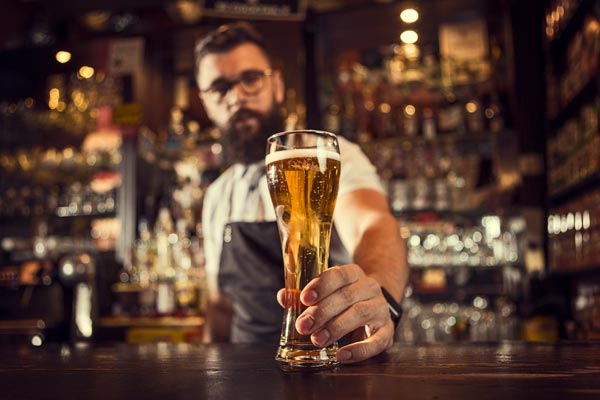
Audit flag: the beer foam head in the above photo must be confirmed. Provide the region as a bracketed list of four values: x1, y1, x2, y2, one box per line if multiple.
[265, 148, 340, 165]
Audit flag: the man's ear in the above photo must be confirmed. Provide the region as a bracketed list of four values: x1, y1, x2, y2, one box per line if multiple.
[273, 69, 285, 104]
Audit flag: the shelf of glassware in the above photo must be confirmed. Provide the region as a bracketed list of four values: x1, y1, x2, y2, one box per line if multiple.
[399, 211, 525, 270]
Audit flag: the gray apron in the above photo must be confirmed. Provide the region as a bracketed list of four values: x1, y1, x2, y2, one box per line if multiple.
[217, 169, 351, 343]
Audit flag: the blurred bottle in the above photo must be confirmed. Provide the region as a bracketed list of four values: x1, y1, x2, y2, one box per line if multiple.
[136, 218, 156, 316]
[173, 219, 196, 314]
[485, 92, 505, 133]
[422, 107, 437, 140]
[402, 104, 419, 137]
[438, 91, 465, 135]
[154, 206, 175, 315]
[390, 144, 410, 213]
[465, 88, 484, 134]
[323, 96, 341, 135]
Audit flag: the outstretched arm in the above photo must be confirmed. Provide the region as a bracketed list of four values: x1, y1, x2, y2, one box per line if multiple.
[278, 188, 408, 363]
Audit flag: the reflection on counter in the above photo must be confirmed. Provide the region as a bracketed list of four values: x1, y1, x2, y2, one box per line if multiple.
[398, 291, 520, 343]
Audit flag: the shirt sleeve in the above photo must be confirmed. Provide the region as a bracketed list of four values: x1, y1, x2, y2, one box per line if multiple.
[338, 135, 385, 196]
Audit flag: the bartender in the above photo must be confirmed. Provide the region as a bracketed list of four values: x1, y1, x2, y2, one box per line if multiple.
[196, 22, 408, 364]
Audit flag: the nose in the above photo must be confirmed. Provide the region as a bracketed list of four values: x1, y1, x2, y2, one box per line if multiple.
[224, 82, 249, 108]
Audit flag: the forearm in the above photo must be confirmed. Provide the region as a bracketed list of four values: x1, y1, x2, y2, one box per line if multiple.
[334, 189, 409, 303]
[352, 213, 408, 303]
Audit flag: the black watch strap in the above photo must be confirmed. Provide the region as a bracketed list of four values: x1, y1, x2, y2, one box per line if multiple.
[381, 287, 403, 328]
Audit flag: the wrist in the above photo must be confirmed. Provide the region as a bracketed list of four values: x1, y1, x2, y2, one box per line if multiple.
[380, 286, 403, 329]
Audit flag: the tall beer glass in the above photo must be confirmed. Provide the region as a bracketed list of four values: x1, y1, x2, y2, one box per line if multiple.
[265, 130, 341, 369]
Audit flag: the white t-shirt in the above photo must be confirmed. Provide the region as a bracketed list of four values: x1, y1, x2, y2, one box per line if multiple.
[201, 136, 384, 297]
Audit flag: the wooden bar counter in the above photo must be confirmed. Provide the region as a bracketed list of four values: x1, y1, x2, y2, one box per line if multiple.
[1, 341, 599, 399]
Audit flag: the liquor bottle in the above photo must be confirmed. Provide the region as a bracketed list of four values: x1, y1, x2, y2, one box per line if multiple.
[403, 104, 419, 137]
[154, 206, 175, 315]
[323, 95, 341, 135]
[438, 91, 465, 135]
[136, 218, 156, 316]
[173, 219, 196, 314]
[433, 144, 451, 211]
[486, 92, 505, 134]
[373, 77, 394, 138]
[284, 88, 299, 131]
[389, 144, 410, 212]
[422, 107, 437, 140]
[165, 106, 187, 152]
[465, 89, 484, 134]
[410, 142, 432, 210]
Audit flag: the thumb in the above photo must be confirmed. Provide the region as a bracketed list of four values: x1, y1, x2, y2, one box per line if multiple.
[276, 288, 302, 308]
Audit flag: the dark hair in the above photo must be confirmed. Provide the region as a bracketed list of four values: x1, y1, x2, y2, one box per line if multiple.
[194, 22, 270, 87]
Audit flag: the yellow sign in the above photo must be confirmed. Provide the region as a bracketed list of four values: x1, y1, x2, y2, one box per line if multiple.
[113, 103, 142, 126]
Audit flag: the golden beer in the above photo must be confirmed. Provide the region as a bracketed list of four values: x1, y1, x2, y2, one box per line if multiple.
[266, 131, 341, 369]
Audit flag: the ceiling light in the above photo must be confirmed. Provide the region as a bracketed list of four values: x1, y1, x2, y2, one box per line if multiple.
[82, 11, 111, 31]
[400, 30, 419, 44]
[78, 66, 95, 79]
[400, 8, 419, 24]
[55, 51, 71, 64]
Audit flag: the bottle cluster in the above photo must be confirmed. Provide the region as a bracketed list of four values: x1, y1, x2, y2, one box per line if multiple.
[546, 12, 600, 119]
[548, 187, 600, 271]
[547, 97, 600, 195]
[322, 57, 506, 143]
[112, 208, 207, 317]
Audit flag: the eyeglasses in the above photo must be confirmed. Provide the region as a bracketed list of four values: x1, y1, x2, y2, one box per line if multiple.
[200, 69, 273, 103]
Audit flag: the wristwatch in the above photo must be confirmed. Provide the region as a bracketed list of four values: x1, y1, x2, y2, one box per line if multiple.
[381, 287, 403, 329]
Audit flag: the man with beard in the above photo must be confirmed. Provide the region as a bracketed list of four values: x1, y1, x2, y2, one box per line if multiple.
[196, 22, 408, 364]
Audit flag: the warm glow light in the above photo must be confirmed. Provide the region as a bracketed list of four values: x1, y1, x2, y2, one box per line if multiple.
[400, 8, 419, 24]
[78, 66, 95, 79]
[211, 143, 222, 155]
[379, 103, 391, 114]
[55, 51, 72, 64]
[404, 104, 416, 116]
[400, 30, 419, 44]
[31, 335, 43, 347]
[403, 43, 420, 59]
[465, 102, 478, 113]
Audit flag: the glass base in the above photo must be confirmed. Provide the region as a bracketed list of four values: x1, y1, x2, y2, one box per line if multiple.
[275, 342, 339, 371]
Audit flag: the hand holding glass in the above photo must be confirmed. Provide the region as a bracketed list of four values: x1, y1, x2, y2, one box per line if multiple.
[265, 130, 341, 369]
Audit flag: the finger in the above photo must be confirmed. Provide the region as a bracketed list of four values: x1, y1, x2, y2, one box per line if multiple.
[336, 322, 395, 364]
[301, 265, 364, 306]
[276, 288, 302, 308]
[309, 298, 388, 347]
[295, 279, 379, 335]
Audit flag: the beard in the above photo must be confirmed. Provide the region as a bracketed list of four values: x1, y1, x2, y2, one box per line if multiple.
[220, 102, 286, 166]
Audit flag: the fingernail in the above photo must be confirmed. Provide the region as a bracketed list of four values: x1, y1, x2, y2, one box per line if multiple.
[337, 350, 351, 362]
[312, 329, 330, 347]
[296, 315, 314, 333]
[303, 290, 318, 304]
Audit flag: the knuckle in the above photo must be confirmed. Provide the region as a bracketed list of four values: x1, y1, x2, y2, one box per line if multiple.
[365, 277, 380, 294]
[310, 305, 327, 324]
[333, 266, 350, 283]
[326, 318, 346, 338]
[353, 302, 370, 321]
[340, 286, 355, 304]
[349, 264, 364, 279]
